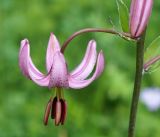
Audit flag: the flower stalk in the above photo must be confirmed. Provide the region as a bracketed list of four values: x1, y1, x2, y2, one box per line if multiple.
[128, 31, 146, 137]
[61, 28, 133, 53]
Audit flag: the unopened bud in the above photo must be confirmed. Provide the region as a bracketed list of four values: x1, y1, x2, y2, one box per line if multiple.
[130, 0, 153, 37]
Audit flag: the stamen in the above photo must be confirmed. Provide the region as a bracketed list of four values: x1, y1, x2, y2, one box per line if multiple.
[55, 87, 64, 99]
[55, 99, 62, 126]
[51, 97, 57, 119]
[60, 99, 67, 125]
[45, 88, 67, 126]
[43, 98, 52, 126]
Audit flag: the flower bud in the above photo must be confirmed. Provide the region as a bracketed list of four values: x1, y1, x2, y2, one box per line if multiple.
[130, 0, 153, 37]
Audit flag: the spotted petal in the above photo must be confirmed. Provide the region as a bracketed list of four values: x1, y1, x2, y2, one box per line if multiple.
[49, 52, 69, 88]
[69, 51, 105, 89]
[46, 33, 61, 72]
[70, 40, 97, 80]
[19, 39, 50, 86]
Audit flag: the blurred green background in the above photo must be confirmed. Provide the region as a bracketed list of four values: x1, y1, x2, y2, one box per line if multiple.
[1, 0, 160, 137]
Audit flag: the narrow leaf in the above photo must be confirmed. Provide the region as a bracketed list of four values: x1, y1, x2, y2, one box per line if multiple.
[144, 61, 160, 73]
[116, 0, 129, 32]
[145, 36, 160, 61]
[144, 36, 160, 72]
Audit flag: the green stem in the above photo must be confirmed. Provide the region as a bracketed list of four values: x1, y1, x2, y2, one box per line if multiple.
[128, 32, 146, 137]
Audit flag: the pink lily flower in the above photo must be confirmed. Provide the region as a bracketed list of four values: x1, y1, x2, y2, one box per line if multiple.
[19, 33, 105, 126]
[130, 0, 153, 38]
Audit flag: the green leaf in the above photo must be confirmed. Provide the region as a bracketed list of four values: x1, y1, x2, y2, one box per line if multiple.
[116, 0, 129, 32]
[144, 62, 160, 73]
[145, 36, 160, 61]
[144, 36, 160, 72]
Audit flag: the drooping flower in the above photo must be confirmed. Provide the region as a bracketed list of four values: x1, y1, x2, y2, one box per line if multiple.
[140, 88, 160, 111]
[129, 0, 153, 38]
[19, 33, 105, 126]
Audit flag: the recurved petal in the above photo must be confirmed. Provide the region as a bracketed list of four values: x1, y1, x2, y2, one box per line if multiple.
[49, 52, 69, 88]
[46, 33, 61, 72]
[19, 39, 50, 86]
[69, 51, 105, 89]
[70, 40, 97, 80]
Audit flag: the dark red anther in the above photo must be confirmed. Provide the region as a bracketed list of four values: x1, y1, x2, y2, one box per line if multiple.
[43, 98, 52, 126]
[51, 97, 57, 119]
[55, 99, 62, 126]
[43, 96, 67, 126]
[60, 99, 67, 125]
